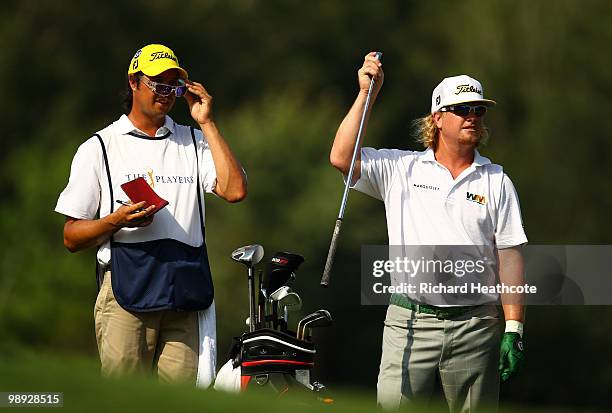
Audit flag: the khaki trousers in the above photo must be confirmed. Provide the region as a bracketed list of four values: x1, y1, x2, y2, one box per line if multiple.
[377, 304, 502, 412]
[94, 271, 199, 383]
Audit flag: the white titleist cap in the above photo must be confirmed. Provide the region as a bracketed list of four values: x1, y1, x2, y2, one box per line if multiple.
[431, 75, 496, 113]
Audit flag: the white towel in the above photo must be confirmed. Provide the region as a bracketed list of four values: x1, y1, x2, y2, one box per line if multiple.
[213, 359, 242, 393]
[195, 300, 217, 388]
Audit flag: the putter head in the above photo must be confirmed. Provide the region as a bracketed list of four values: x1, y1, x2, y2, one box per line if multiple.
[231, 244, 264, 267]
[261, 252, 304, 296]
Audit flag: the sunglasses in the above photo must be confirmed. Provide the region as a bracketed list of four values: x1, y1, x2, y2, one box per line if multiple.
[141, 76, 187, 97]
[440, 104, 487, 117]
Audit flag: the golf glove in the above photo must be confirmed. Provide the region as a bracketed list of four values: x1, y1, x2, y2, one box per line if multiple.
[499, 332, 525, 382]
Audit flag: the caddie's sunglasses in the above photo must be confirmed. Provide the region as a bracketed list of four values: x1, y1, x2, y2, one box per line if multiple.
[440, 104, 487, 117]
[141, 75, 187, 97]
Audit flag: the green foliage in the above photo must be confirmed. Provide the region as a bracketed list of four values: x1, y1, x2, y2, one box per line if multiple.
[1, 0, 612, 409]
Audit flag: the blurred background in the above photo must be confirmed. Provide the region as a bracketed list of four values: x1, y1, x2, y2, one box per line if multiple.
[1, 0, 612, 411]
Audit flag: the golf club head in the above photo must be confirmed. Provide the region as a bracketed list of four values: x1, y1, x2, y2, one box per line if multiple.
[305, 313, 333, 328]
[280, 292, 303, 331]
[231, 244, 264, 267]
[297, 309, 331, 340]
[269, 285, 292, 302]
[304, 313, 333, 340]
[262, 252, 304, 296]
[279, 292, 302, 311]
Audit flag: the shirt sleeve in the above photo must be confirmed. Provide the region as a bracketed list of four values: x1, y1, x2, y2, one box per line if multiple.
[196, 130, 218, 194]
[495, 173, 528, 248]
[54, 138, 101, 219]
[352, 147, 403, 201]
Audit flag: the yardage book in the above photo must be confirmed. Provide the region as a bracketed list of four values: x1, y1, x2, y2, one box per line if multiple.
[120, 177, 169, 215]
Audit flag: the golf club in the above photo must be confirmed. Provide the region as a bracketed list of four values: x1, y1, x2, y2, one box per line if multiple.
[297, 310, 332, 340]
[303, 313, 333, 341]
[320, 51, 383, 288]
[269, 286, 292, 330]
[257, 269, 264, 329]
[278, 292, 302, 332]
[232, 244, 264, 332]
[262, 252, 304, 298]
[301, 315, 327, 341]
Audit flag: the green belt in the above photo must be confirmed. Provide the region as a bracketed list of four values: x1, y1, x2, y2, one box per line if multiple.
[389, 293, 481, 319]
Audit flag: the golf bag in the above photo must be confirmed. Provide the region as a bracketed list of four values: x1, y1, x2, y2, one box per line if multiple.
[218, 246, 332, 402]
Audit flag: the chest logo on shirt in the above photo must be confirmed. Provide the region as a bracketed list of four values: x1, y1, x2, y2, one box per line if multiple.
[413, 183, 440, 191]
[147, 169, 155, 188]
[125, 171, 195, 185]
[466, 192, 487, 205]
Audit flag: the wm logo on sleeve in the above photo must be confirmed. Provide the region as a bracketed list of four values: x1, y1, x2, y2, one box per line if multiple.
[466, 192, 487, 205]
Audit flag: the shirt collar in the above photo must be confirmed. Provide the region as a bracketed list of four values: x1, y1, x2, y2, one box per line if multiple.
[418, 147, 491, 167]
[116, 114, 176, 137]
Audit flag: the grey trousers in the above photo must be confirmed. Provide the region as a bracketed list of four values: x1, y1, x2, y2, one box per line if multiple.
[377, 304, 503, 412]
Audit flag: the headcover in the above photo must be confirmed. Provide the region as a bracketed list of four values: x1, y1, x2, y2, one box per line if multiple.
[261, 252, 305, 297]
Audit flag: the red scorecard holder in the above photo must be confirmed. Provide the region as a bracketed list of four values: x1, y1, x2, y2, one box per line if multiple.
[120, 177, 169, 215]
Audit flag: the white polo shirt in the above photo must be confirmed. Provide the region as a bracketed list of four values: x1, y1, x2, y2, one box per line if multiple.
[354, 147, 527, 305]
[55, 115, 217, 265]
[354, 147, 527, 248]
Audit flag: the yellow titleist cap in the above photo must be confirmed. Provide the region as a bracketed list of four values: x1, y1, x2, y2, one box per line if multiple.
[128, 44, 188, 79]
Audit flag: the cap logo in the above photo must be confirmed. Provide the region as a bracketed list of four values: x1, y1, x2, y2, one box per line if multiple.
[436, 95, 441, 105]
[455, 84, 482, 95]
[131, 49, 142, 70]
[149, 51, 178, 63]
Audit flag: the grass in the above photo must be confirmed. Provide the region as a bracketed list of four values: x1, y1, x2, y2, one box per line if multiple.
[0, 353, 602, 413]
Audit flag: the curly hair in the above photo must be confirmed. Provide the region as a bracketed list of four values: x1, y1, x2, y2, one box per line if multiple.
[412, 113, 489, 150]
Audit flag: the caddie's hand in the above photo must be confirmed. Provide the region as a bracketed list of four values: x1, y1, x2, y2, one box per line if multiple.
[108, 201, 156, 228]
[358, 51, 384, 96]
[185, 80, 213, 126]
[499, 332, 525, 382]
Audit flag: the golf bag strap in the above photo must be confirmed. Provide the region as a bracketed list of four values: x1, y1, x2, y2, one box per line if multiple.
[190, 127, 206, 238]
[95, 134, 114, 290]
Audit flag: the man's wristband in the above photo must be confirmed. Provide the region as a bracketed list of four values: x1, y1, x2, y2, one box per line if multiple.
[505, 320, 524, 337]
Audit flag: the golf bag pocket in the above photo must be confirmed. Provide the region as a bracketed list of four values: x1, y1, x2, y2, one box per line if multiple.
[110, 238, 214, 312]
[239, 329, 315, 376]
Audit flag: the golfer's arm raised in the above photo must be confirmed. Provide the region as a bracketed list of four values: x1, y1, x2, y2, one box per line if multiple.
[497, 246, 526, 323]
[185, 80, 247, 203]
[330, 52, 384, 182]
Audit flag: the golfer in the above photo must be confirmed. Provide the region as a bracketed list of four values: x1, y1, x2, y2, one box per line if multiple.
[55, 44, 247, 385]
[330, 52, 526, 411]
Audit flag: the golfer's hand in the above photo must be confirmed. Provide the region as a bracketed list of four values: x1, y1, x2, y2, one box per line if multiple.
[185, 80, 214, 125]
[358, 52, 384, 96]
[108, 201, 155, 228]
[499, 332, 525, 382]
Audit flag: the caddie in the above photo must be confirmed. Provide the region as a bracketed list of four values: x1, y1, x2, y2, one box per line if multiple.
[55, 44, 247, 385]
[330, 52, 527, 411]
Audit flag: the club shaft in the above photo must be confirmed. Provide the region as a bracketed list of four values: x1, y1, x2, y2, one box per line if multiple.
[248, 267, 256, 332]
[321, 52, 381, 287]
[338, 74, 377, 218]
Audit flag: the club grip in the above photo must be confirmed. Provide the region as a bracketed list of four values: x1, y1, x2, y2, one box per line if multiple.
[320, 218, 343, 287]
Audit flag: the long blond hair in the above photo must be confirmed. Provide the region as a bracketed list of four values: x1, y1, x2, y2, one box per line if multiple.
[412, 114, 489, 149]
